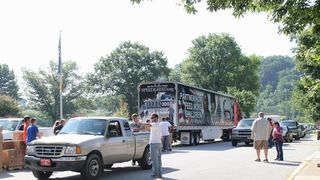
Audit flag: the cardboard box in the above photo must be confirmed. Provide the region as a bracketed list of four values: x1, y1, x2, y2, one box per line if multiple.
[13, 131, 24, 141]
[12, 140, 26, 150]
[1, 149, 18, 168]
[2, 141, 14, 150]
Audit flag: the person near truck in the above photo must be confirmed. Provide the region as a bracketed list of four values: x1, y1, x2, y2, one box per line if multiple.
[160, 118, 172, 152]
[267, 118, 274, 148]
[130, 113, 144, 132]
[19, 116, 30, 131]
[251, 112, 272, 163]
[273, 121, 284, 161]
[26, 118, 41, 144]
[22, 116, 31, 144]
[130, 113, 144, 166]
[150, 113, 163, 178]
[54, 119, 65, 135]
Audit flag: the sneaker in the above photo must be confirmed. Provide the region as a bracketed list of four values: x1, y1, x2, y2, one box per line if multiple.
[254, 159, 261, 162]
[274, 158, 279, 161]
[263, 159, 269, 163]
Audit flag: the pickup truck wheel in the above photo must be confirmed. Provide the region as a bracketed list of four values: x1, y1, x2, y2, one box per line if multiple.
[231, 140, 238, 147]
[81, 154, 102, 180]
[139, 146, 152, 170]
[32, 170, 52, 179]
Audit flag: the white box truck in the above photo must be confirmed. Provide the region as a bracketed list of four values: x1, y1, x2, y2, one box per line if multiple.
[138, 82, 241, 145]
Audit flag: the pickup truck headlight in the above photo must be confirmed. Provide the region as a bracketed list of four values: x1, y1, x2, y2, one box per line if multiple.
[65, 146, 81, 154]
[26, 146, 36, 154]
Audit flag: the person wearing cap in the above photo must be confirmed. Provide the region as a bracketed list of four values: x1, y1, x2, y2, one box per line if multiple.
[130, 113, 144, 132]
[19, 116, 30, 131]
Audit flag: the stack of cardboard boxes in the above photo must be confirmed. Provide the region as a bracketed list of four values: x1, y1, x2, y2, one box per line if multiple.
[1, 131, 26, 171]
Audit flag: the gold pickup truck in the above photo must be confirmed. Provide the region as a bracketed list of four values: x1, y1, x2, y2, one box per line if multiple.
[25, 117, 151, 180]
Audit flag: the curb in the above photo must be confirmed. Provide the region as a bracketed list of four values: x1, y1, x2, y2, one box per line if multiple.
[287, 151, 320, 180]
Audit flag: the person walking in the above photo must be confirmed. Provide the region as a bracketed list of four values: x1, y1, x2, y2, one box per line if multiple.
[149, 113, 162, 179]
[26, 118, 41, 144]
[273, 121, 284, 161]
[160, 118, 172, 152]
[251, 112, 273, 162]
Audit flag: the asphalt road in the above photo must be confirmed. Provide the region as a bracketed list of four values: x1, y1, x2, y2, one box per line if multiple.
[1, 134, 319, 180]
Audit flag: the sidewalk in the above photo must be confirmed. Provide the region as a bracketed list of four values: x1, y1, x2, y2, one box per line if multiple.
[288, 151, 320, 180]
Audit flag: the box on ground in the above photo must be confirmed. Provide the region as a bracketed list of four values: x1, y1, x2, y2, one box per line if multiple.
[1, 149, 17, 168]
[12, 140, 26, 150]
[2, 141, 14, 150]
[13, 131, 24, 141]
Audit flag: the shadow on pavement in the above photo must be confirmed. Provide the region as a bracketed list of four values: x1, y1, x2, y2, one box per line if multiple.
[50, 167, 180, 180]
[173, 141, 234, 152]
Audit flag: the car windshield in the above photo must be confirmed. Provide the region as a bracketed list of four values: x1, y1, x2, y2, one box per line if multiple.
[59, 119, 107, 135]
[280, 121, 297, 127]
[0, 119, 19, 131]
[238, 119, 254, 127]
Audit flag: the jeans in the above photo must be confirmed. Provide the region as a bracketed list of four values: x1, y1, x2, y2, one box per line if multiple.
[150, 143, 162, 177]
[275, 141, 283, 160]
[162, 135, 170, 151]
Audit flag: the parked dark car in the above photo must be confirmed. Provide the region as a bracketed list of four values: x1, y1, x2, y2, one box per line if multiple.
[280, 120, 300, 140]
[281, 126, 293, 142]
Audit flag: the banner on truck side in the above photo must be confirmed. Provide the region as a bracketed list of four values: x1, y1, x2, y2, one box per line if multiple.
[139, 82, 235, 127]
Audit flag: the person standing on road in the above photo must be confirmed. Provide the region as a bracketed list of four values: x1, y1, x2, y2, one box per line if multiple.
[26, 118, 41, 144]
[149, 113, 163, 179]
[160, 118, 172, 152]
[267, 118, 274, 148]
[22, 116, 31, 144]
[251, 112, 272, 162]
[273, 121, 284, 161]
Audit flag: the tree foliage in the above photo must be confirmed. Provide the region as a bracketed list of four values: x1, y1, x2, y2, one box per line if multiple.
[87, 41, 170, 115]
[259, 56, 295, 91]
[23, 61, 84, 122]
[0, 64, 19, 99]
[181, 33, 259, 94]
[0, 95, 20, 117]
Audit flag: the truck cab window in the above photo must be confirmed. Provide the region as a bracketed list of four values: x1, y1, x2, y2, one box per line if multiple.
[108, 121, 123, 137]
[124, 121, 132, 136]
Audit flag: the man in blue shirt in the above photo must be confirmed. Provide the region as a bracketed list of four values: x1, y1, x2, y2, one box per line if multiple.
[27, 118, 41, 144]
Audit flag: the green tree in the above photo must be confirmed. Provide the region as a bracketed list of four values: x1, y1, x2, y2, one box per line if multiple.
[0, 64, 19, 99]
[260, 56, 295, 91]
[0, 95, 20, 117]
[23, 61, 84, 122]
[87, 41, 170, 115]
[168, 64, 182, 82]
[228, 88, 256, 117]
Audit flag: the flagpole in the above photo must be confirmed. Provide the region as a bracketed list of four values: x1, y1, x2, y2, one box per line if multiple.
[58, 31, 63, 119]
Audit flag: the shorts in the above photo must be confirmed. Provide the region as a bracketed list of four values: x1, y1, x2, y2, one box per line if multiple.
[254, 140, 268, 150]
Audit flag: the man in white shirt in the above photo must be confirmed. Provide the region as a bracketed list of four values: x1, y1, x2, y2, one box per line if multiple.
[149, 113, 162, 178]
[160, 118, 172, 152]
[251, 112, 273, 162]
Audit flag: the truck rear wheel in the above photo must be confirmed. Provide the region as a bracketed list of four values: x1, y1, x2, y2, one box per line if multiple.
[32, 170, 52, 179]
[139, 146, 152, 170]
[81, 154, 103, 180]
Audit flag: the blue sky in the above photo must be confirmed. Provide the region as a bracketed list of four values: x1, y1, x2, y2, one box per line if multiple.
[0, 0, 295, 79]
